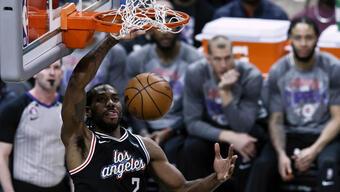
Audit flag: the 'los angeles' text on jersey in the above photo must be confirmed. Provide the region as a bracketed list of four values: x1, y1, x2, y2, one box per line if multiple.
[101, 150, 146, 179]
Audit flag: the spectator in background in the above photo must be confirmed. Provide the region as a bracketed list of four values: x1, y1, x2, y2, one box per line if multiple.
[245, 17, 340, 192]
[126, 28, 203, 163]
[294, 0, 335, 32]
[0, 80, 17, 110]
[213, 0, 288, 20]
[170, 0, 215, 47]
[183, 35, 265, 192]
[0, 61, 70, 192]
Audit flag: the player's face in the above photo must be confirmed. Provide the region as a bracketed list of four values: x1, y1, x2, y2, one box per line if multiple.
[151, 30, 178, 50]
[290, 23, 318, 62]
[208, 46, 234, 79]
[34, 61, 63, 92]
[90, 85, 122, 133]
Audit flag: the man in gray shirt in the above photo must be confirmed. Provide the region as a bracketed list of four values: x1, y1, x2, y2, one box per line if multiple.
[183, 35, 264, 192]
[245, 17, 340, 192]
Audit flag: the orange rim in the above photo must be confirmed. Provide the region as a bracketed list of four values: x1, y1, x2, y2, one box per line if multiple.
[92, 8, 190, 32]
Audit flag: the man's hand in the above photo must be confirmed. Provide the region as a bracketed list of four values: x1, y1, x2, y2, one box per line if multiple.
[278, 152, 294, 181]
[218, 69, 240, 90]
[214, 144, 237, 182]
[228, 133, 257, 162]
[292, 146, 318, 173]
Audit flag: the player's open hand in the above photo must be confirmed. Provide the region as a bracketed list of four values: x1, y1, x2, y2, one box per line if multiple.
[213, 143, 237, 182]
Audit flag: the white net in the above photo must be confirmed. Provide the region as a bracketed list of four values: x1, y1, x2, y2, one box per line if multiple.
[107, 0, 188, 39]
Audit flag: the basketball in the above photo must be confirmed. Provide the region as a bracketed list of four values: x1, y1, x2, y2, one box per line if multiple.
[124, 73, 173, 120]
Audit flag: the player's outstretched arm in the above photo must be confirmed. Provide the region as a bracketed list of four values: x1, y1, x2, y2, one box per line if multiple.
[143, 138, 237, 192]
[61, 35, 119, 146]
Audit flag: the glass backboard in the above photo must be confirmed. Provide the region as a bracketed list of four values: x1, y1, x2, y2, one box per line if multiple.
[0, 0, 119, 82]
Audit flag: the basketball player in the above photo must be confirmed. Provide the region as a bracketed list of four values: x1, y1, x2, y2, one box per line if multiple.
[61, 32, 237, 191]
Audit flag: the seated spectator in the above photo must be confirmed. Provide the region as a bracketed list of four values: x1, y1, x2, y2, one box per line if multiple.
[213, 0, 288, 20]
[293, 0, 336, 32]
[183, 35, 265, 192]
[126, 28, 203, 164]
[245, 17, 340, 192]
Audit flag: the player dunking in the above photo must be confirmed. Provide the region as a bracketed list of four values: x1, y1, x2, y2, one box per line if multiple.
[61, 32, 237, 192]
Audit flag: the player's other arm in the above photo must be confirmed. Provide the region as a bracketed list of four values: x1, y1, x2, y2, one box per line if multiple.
[61, 35, 119, 146]
[143, 138, 237, 192]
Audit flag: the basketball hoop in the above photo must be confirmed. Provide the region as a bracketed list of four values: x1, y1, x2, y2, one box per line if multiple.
[61, 0, 190, 49]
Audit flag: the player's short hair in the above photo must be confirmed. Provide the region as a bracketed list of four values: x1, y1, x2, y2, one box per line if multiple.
[86, 83, 117, 107]
[288, 16, 320, 37]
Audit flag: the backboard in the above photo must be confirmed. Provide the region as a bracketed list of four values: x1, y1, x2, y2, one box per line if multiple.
[0, 0, 120, 82]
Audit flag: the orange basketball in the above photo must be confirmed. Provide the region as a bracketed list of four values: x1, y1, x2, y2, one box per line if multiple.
[124, 73, 173, 120]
